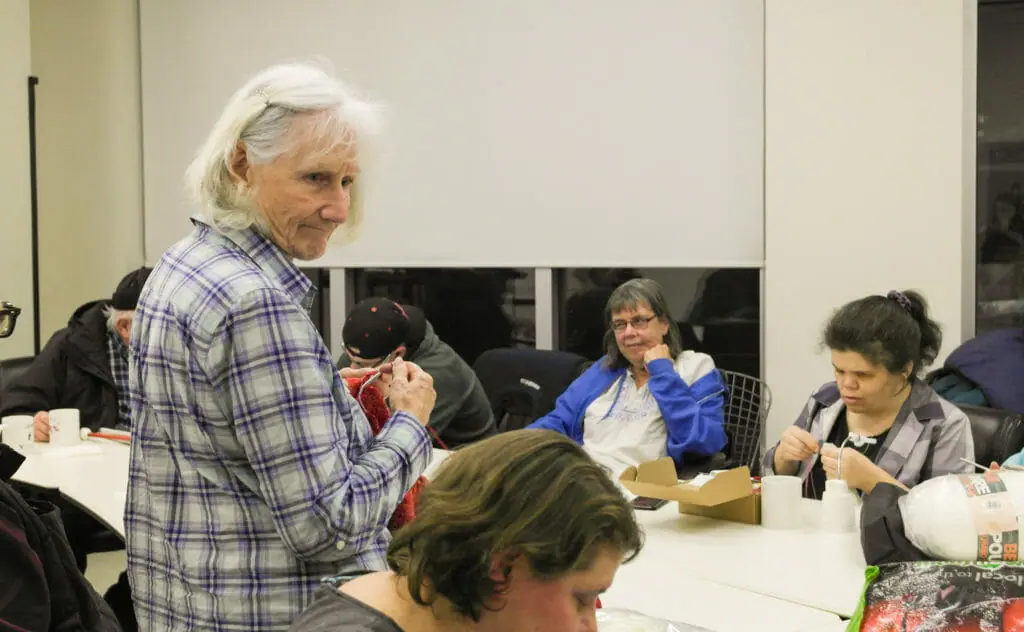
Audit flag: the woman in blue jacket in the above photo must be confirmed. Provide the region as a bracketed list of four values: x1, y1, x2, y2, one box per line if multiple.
[529, 278, 728, 476]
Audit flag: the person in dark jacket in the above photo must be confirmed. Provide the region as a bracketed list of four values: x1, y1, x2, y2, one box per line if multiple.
[0, 300, 120, 631]
[0, 267, 151, 440]
[339, 298, 497, 447]
[0, 269, 149, 632]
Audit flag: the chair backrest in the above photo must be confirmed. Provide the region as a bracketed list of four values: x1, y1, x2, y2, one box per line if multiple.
[472, 348, 588, 432]
[0, 356, 35, 409]
[718, 369, 772, 473]
[958, 403, 1024, 467]
[709, 353, 760, 381]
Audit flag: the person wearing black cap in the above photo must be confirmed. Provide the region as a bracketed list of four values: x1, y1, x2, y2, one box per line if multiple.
[0, 266, 152, 440]
[340, 298, 497, 447]
[0, 267, 150, 630]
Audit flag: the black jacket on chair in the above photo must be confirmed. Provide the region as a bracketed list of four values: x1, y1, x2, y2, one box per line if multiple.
[0, 445, 121, 631]
[0, 301, 118, 431]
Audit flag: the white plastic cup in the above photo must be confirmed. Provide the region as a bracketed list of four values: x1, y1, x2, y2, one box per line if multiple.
[761, 475, 804, 530]
[1, 415, 34, 450]
[48, 408, 81, 446]
[821, 479, 857, 532]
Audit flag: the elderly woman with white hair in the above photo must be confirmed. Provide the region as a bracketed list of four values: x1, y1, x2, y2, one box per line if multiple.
[125, 63, 437, 631]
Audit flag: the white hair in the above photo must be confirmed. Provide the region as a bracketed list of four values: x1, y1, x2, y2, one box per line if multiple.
[103, 306, 134, 332]
[184, 60, 383, 244]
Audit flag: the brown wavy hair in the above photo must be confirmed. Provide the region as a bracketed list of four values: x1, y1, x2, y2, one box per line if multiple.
[386, 430, 643, 621]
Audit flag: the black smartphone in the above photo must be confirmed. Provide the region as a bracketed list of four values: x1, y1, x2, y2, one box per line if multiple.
[630, 496, 669, 511]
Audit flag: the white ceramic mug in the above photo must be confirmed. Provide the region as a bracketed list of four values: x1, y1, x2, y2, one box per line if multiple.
[48, 408, 81, 446]
[1, 415, 34, 450]
[760, 475, 804, 530]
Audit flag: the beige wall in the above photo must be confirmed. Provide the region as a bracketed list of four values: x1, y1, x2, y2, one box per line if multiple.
[30, 0, 144, 341]
[764, 0, 976, 442]
[0, 0, 34, 360]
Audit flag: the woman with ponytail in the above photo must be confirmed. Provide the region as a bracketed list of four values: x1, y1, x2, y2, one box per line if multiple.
[763, 290, 974, 499]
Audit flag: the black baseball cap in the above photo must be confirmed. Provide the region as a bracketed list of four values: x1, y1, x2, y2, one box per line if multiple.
[111, 267, 153, 310]
[342, 298, 418, 360]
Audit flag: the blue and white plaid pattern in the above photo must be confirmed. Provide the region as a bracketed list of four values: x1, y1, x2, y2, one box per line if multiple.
[105, 330, 131, 430]
[125, 219, 431, 631]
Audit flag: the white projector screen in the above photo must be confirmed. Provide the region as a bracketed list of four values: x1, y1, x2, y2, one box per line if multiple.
[140, 0, 764, 268]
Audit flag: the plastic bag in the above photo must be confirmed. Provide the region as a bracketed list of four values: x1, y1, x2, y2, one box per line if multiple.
[596, 608, 710, 632]
[849, 561, 1024, 631]
[899, 470, 1024, 562]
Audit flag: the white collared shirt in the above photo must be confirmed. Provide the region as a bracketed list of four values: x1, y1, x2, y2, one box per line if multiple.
[582, 369, 668, 478]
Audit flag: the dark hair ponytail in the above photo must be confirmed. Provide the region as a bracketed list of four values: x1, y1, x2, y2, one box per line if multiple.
[823, 289, 942, 376]
[894, 290, 942, 369]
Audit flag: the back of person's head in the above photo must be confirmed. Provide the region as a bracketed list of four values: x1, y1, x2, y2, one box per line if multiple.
[823, 290, 942, 377]
[387, 430, 642, 622]
[111, 267, 153, 312]
[105, 267, 154, 337]
[602, 277, 683, 369]
[185, 60, 382, 243]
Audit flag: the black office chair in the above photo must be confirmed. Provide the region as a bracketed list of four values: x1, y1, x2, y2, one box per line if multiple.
[472, 348, 588, 432]
[958, 404, 1024, 468]
[0, 355, 35, 409]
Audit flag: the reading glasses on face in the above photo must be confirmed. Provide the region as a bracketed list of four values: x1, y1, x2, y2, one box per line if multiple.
[611, 315, 656, 333]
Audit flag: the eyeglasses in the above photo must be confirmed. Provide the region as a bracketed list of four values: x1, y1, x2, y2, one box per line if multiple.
[610, 315, 657, 333]
[0, 301, 22, 339]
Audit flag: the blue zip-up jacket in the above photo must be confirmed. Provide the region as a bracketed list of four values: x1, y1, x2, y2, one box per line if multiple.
[528, 351, 728, 466]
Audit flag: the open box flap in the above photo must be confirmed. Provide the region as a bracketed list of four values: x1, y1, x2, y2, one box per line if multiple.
[619, 457, 753, 507]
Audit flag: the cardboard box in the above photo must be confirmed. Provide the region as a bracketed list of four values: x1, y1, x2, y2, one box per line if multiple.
[619, 457, 761, 525]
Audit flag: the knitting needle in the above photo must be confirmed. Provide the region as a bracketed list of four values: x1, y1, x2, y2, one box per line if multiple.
[960, 456, 1024, 472]
[357, 350, 400, 399]
[961, 457, 992, 471]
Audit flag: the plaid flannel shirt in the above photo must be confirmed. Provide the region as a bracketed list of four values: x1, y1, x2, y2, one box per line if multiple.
[125, 219, 431, 631]
[106, 330, 132, 430]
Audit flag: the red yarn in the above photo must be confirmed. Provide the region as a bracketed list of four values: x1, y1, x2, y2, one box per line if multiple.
[345, 373, 427, 531]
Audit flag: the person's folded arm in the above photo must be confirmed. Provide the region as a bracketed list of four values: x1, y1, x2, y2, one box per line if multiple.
[209, 288, 432, 563]
[647, 357, 727, 464]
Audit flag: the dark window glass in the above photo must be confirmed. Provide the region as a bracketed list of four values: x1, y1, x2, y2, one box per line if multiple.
[555, 268, 760, 378]
[977, 3, 1024, 333]
[347, 268, 535, 366]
